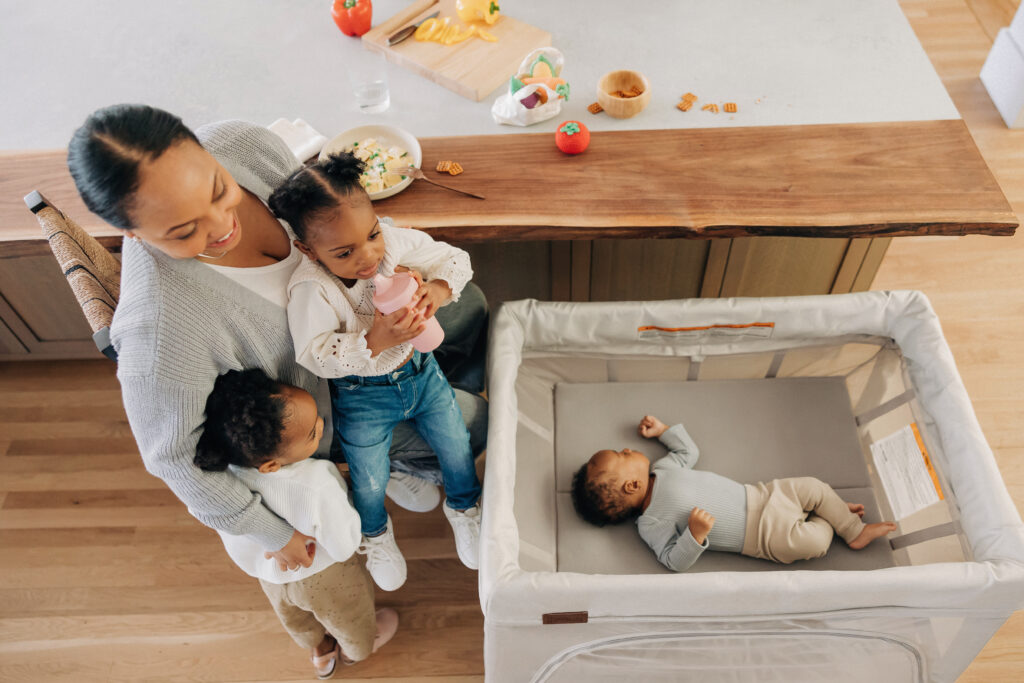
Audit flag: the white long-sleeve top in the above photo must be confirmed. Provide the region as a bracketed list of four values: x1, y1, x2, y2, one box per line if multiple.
[287, 219, 472, 378]
[214, 458, 361, 584]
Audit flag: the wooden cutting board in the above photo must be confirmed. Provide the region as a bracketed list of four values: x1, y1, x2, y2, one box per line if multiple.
[362, 0, 551, 101]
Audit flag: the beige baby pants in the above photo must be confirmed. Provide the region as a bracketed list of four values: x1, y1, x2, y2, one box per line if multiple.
[259, 554, 377, 661]
[741, 476, 866, 564]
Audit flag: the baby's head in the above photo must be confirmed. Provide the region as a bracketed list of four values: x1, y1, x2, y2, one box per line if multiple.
[268, 152, 383, 284]
[570, 447, 652, 526]
[194, 369, 325, 473]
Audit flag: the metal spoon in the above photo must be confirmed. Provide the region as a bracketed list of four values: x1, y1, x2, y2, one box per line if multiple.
[395, 166, 486, 200]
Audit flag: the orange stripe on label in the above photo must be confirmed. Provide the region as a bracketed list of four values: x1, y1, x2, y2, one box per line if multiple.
[638, 322, 776, 332]
[910, 422, 944, 500]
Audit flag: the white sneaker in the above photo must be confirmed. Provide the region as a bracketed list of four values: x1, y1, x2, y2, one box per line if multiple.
[386, 471, 441, 512]
[357, 517, 407, 591]
[443, 500, 481, 570]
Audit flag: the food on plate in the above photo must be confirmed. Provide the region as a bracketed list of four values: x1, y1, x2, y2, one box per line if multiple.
[554, 121, 590, 155]
[724, 102, 738, 113]
[677, 100, 693, 112]
[344, 138, 411, 192]
[681, 92, 698, 103]
[331, 0, 373, 37]
[701, 103, 719, 113]
[587, 102, 603, 114]
[414, 16, 499, 44]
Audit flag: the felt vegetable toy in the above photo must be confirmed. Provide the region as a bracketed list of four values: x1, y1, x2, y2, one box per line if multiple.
[555, 121, 590, 155]
[332, 0, 373, 37]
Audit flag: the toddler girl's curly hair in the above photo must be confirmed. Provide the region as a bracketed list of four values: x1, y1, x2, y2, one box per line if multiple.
[267, 152, 367, 242]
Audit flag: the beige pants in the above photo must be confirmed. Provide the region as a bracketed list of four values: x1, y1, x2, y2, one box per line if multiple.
[741, 477, 866, 564]
[259, 554, 377, 661]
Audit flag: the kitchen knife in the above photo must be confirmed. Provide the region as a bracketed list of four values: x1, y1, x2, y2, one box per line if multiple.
[387, 10, 441, 46]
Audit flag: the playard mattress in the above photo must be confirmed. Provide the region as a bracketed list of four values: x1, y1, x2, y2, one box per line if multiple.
[480, 292, 1024, 683]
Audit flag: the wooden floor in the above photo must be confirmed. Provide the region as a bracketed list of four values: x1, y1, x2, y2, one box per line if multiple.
[2, 0, 1022, 680]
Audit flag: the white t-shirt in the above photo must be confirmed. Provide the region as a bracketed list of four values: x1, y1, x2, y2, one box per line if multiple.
[215, 458, 361, 584]
[204, 241, 303, 309]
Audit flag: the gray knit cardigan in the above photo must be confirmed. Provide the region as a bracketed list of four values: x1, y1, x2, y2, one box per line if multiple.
[111, 120, 310, 550]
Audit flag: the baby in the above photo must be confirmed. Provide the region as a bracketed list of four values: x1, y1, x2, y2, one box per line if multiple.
[571, 415, 897, 571]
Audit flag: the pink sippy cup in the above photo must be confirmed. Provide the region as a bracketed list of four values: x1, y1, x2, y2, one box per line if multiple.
[371, 273, 445, 353]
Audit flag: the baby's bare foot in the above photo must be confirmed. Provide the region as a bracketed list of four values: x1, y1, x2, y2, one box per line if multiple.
[849, 522, 897, 549]
[847, 502, 865, 518]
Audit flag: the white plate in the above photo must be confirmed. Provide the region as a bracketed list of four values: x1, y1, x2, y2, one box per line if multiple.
[318, 124, 422, 201]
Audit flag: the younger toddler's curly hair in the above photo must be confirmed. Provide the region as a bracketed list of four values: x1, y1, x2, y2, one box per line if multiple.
[194, 369, 288, 472]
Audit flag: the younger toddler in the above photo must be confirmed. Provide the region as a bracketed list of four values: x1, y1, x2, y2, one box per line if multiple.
[195, 369, 398, 678]
[571, 414, 896, 571]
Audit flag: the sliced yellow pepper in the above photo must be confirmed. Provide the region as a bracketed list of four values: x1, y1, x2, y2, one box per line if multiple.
[472, 26, 498, 41]
[414, 16, 450, 41]
[414, 16, 498, 45]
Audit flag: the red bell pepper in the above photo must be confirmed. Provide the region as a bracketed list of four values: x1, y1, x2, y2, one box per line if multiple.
[332, 0, 373, 37]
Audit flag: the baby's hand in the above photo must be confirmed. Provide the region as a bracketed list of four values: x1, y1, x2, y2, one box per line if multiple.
[365, 307, 425, 357]
[638, 415, 669, 439]
[687, 507, 715, 544]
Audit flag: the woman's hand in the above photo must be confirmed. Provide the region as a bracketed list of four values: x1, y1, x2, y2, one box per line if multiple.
[638, 415, 669, 439]
[264, 530, 317, 571]
[411, 279, 452, 319]
[365, 307, 426, 357]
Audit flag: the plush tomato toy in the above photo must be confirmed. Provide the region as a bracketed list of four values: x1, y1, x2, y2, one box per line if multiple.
[332, 0, 373, 37]
[555, 121, 590, 155]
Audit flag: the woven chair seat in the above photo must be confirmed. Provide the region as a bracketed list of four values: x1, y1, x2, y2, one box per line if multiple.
[35, 205, 120, 334]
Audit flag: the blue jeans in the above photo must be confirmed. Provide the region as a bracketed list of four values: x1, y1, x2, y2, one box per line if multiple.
[331, 351, 481, 536]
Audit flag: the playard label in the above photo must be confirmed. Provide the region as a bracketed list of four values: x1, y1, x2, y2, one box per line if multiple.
[870, 423, 944, 520]
[637, 322, 775, 341]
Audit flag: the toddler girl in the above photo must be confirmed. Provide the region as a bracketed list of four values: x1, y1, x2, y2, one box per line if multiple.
[195, 369, 398, 678]
[268, 153, 482, 592]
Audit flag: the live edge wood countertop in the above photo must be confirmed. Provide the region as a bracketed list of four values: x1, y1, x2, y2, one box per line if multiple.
[0, 118, 1015, 257]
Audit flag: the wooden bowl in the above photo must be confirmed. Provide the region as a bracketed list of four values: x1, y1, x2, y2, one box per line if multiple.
[596, 70, 651, 119]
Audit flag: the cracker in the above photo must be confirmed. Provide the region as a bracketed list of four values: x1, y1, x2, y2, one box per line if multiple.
[701, 103, 719, 113]
[629, 85, 643, 96]
[677, 100, 693, 112]
[723, 102, 737, 113]
[681, 92, 698, 102]
[448, 162, 464, 176]
[436, 160, 451, 172]
[588, 102, 603, 114]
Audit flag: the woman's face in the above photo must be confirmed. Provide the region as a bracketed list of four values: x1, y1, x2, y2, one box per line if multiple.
[126, 139, 244, 259]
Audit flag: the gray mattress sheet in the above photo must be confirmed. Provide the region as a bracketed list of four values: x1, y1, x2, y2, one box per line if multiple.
[553, 378, 895, 574]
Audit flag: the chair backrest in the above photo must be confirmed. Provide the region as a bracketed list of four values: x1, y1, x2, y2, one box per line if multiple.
[23, 190, 121, 360]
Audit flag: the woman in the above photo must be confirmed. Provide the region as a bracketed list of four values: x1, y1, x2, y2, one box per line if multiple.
[67, 104, 488, 571]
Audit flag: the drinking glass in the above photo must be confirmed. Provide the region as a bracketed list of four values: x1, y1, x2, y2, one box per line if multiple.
[347, 48, 390, 114]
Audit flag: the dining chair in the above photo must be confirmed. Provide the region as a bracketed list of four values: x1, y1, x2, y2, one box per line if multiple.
[23, 190, 120, 360]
